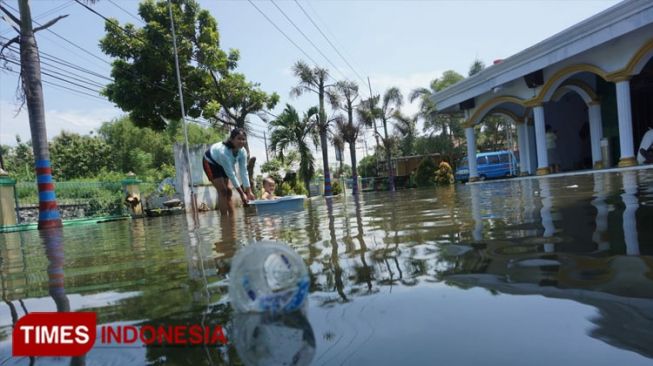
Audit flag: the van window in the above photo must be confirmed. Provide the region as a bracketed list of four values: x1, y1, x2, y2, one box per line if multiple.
[499, 153, 510, 163]
[477, 156, 487, 165]
[487, 155, 500, 164]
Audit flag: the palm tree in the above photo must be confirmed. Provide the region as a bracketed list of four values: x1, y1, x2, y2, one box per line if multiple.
[330, 125, 345, 177]
[393, 112, 417, 156]
[291, 61, 335, 196]
[468, 58, 486, 77]
[330, 81, 361, 194]
[269, 104, 318, 195]
[379, 87, 403, 191]
[409, 71, 464, 139]
[0, 1, 67, 229]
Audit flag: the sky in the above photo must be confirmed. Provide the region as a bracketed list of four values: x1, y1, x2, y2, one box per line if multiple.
[0, 0, 621, 175]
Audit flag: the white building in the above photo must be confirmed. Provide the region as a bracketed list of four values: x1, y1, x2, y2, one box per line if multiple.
[431, 0, 653, 180]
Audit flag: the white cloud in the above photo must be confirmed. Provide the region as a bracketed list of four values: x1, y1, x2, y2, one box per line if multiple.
[0, 100, 123, 146]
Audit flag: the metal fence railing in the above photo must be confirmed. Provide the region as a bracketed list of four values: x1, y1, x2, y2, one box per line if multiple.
[13, 181, 159, 224]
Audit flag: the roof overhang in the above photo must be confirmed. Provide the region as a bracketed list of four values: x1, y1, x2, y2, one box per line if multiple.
[431, 0, 653, 112]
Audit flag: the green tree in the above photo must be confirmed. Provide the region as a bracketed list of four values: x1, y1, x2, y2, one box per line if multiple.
[49, 132, 111, 180]
[100, 0, 276, 133]
[358, 154, 378, 178]
[269, 104, 318, 195]
[2, 136, 35, 180]
[206, 73, 279, 131]
[290, 61, 335, 196]
[98, 116, 222, 181]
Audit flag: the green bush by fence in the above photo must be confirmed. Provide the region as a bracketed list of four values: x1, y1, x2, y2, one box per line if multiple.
[14, 181, 159, 221]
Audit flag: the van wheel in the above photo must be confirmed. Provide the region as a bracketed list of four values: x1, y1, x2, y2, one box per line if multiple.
[479, 175, 486, 181]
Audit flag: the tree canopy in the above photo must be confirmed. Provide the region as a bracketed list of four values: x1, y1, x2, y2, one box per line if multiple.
[100, 0, 276, 131]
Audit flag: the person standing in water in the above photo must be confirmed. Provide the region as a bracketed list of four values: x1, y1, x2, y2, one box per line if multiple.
[202, 128, 256, 215]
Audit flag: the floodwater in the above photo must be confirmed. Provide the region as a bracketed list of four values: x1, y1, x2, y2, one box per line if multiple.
[1, 169, 653, 365]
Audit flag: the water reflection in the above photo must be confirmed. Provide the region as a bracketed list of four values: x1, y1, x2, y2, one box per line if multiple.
[470, 184, 483, 241]
[1, 170, 653, 364]
[538, 178, 556, 253]
[231, 311, 315, 366]
[621, 171, 640, 255]
[592, 173, 610, 252]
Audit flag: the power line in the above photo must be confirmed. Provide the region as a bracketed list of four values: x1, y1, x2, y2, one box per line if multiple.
[293, 0, 367, 87]
[0, 0, 73, 37]
[3, 58, 103, 93]
[4, 44, 110, 85]
[1, 66, 106, 101]
[107, 0, 143, 24]
[246, 0, 322, 69]
[3, 1, 112, 67]
[269, 0, 347, 81]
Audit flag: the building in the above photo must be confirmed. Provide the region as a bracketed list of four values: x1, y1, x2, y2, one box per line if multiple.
[431, 1, 653, 180]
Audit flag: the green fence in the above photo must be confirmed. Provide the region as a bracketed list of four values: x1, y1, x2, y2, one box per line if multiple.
[14, 181, 159, 223]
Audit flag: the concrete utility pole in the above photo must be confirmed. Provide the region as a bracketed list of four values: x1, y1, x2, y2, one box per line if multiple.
[0, 1, 68, 229]
[264, 131, 269, 163]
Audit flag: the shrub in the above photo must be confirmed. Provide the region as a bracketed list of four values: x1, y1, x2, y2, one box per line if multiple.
[332, 180, 342, 195]
[415, 158, 437, 186]
[435, 161, 455, 185]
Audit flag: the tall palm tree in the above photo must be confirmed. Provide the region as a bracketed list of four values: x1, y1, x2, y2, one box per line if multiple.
[330, 81, 361, 194]
[379, 87, 403, 191]
[0, 1, 67, 229]
[330, 126, 345, 177]
[269, 104, 318, 195]
[291, 61, 335, 196]
[393, 112, 417, 156]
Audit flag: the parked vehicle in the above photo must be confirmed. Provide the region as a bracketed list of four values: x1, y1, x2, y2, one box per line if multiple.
[455, 150, 519, 183]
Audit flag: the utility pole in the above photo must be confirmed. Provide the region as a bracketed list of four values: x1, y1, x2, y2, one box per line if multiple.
[1, 0, 68, 229]
[263, 131, 269, 163]
[168, 0, 198, 224]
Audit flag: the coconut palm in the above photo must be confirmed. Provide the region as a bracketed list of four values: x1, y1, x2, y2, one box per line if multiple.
[379, 87, 403, 191]
[330, 125, 346, 177]
[393, 112, 417, 156]
[330, 80, 361, 194]
[269, 104, 318, 195]
[409, 71, 464, 139]
[290, 61, 335, 196]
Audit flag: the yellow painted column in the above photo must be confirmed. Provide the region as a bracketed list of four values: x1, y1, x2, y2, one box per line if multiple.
[0, 169, 17, 226]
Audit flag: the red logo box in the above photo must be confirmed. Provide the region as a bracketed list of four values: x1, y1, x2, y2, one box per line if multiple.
[13, 312, 97, 356]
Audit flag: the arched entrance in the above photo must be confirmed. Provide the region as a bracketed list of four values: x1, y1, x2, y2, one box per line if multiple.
[631, 57, 653, 156]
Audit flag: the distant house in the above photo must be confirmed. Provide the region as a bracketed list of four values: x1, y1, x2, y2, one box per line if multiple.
[431, 1, 653, 181]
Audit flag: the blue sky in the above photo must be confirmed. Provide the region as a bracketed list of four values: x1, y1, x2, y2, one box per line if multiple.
[0, 0, 620, 169]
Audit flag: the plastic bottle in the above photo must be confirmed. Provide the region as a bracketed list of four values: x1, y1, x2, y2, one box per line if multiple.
[229, 241, 309, 314]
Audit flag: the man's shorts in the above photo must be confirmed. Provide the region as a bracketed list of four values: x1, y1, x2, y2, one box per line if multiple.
[203, 150, 227, 181]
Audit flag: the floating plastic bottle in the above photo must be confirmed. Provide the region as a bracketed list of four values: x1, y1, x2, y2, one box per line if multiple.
[229, 241, 309, 314]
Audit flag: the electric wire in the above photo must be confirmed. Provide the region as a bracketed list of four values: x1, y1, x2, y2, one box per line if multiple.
[294, 0, 367, 87]
[269, 0, 347, 81]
